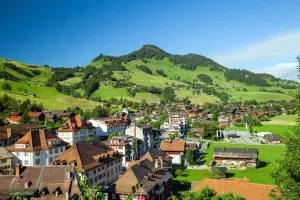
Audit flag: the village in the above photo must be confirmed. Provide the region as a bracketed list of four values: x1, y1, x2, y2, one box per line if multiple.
[0, 99, 293, 200]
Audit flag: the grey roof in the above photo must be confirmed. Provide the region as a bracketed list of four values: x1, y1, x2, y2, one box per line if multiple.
[213, 148, 258, 159]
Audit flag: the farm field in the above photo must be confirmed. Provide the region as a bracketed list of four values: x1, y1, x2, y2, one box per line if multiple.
[262, 115, 296, 126]
[175, 142, 285, 185]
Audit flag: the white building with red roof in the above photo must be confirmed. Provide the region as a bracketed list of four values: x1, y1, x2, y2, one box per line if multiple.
[7, 128, 68, 167]
[57, 115, 95, 145]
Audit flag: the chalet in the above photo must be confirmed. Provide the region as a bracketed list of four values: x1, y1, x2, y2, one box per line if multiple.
[191, 178, 276, 200]
[113, 159, 172, 200]
[8, 128, 68, 166]
[263, 133, 282, 144]
[44, 113, 57, 122]
[6, 112, 22, 124]
[160, 139, 185, 165]
[51, 110, 71, 121]
[190, 127, 205, 138]
[213, 148, 258, 168]
[28, 111, 45, 122]
[0, 147, 14, 175]
[57, 115, 95, 145]
[53, 140, 123, 186]
[218, 116, 229, 127]
[0, 164, 80, 200]
[88, 116, 127, 139]
[0, 123, 39, 147]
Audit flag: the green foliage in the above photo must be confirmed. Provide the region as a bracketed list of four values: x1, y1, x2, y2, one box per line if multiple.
[156, 69, 167, 77]
[136, 65, 153, 74]
[271, 56, 300, 200]
[185, 149, 197, 165]
[20, 113, 31, 124]
[1, 82, 12, 91]
[3, 62, 34, 78]
[175, 169, 184, 176]
[162, 87, 176, 103]
[224, 69, 270, 87]
[79, 177, 105, 200]
[197, 74, 213, 85]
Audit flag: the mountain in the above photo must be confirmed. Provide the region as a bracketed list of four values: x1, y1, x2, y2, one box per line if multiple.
[0, 45, 298, 109]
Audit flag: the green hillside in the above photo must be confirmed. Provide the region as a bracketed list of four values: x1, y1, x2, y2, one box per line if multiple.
[0, 45, 298, 109]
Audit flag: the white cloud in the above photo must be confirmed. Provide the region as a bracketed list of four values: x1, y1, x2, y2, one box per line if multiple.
[254, 62, 298, 81]
[214, 32, 300, 65]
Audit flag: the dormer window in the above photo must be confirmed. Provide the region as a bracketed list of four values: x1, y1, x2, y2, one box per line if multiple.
[15, 144, 26, 148]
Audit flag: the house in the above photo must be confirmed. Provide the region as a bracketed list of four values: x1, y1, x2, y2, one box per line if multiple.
[218, 116, 229, 127]
[160, 139, 185, 165]
[51, 110, 71, 121]
[213, 148, 258, 168]
[0, 123, 40, 147]
[44, 113, 57, 123]
[6, 112, 22, 124]
[126, 122, 161, 152]
[28, 111, 45, 122]
[139, 148, 173, 169]
[0, 147, 14, 175]
[57, 115, 95, 146]
[191, 178, 276, 200]
[211, 166, 228, 178]
[7, 128, 68, 166]
[53, 140, 123, 186]
[88, 117, 127, 139]
[168, 112, 187, 135]
[263, 133, 282, 144]
[0, 164, 80, 200]
[190, 127, 205, 138]
[108, 135, 143, 168]
[112, 159, 172, 200]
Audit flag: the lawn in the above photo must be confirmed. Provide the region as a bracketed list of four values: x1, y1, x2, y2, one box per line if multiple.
[0, 80, 99, 110]
[176, 89, 220, 105]
[175, 142, 285, 185]
[262, 115, 296, 126]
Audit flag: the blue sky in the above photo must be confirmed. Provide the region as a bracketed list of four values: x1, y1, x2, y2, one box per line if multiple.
[1, 0, 300, 80]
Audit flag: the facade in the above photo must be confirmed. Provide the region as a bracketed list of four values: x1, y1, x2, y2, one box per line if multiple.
[160, 139, 185, 165]
[88, 117, 127, 138]
[213, 148, 258, 168]
[126, 123, 161, 152]
[57, 115, 95, 145]
[113, 159, 172, 200]
[7, 128, 68, 167]
[108, 135, 142, 168]
[0, 147, 14, 175]
[28, 111, 45, 122]
[0, 123, 40, 147]
[168, 112, 187, 135]
[0, 164, 80, 200]
[53, 140, 123, 186]
[6, 112, 22, 124]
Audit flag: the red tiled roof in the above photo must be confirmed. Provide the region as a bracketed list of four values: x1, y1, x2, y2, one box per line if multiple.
[6, 116, 22, 122]
[28, 112, 43, 118]
[160, 139, 185, 152]
[192, 178, 276, 200]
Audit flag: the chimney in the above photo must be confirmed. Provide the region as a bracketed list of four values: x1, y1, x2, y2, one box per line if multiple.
[7, 128, 12, 139]
[16, 164, 21, 177]
[24, 181, 31, 189]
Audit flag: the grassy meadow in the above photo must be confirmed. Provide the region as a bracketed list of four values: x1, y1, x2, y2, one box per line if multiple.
[175, 142, 285, 185]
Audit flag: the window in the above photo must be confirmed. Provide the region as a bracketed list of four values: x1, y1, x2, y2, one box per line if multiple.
[111, 169, 113, 175]
[116, 168, 117, 173]
[119, 165, 121, 172]
[54, 148, 58, 154]
[89, 178, 93, 185]
[94, 177, 97, 182]
[49, 149, 53, 155]
[85, 173, 89, 178]
[93, 169, 96, 175]
[107, 171, 109, 176]
[35, 150, 40, 157]
[97, 168, 100, 172]
[35, 159, 40, 165]
[1, 159, 6, 163]
[60, 146, 64, 152]
[49, 157, 53, 163]
[24, 160, 29, 165]
[102, 166, 105, 170]
[98, 174, 102, 179]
